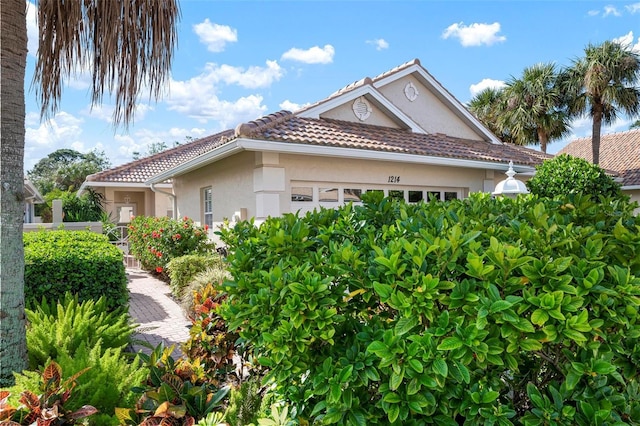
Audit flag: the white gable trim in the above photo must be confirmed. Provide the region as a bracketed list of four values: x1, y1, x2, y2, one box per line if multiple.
[372, 63, 502, 145]
[297, 85, 426, 134]
[146, 138, 534, 185]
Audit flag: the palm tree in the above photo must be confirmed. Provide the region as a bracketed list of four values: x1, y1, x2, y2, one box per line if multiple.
[561, 40, 640, 165]
[468, 87, 515, 143]
[499, 63, 570, 153]
[0, 0, 179, 386]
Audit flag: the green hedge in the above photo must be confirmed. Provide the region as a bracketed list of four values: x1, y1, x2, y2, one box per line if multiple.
[24, 231, 128, 310]
[220, 193, 640, 425]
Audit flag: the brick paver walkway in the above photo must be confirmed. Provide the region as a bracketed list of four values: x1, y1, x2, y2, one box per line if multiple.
[126, 268, 191, 359]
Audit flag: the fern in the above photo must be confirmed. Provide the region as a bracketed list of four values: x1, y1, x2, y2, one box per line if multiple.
[224, 379, 263, 426]
[26, 293, 136, 369]
[13, 341, 148, 426]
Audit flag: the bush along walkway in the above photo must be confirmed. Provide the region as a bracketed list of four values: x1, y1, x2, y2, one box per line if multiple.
[126, 267, 190, 359]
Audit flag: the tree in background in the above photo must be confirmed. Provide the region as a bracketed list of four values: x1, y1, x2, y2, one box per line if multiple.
[499, 63, 570, 153]
[0, 0, 179, 386]
[27, 148, 110, 195]
[630, 119, 640, 130]
[561, 40, 640, 165]
[468, 87, 516, 144]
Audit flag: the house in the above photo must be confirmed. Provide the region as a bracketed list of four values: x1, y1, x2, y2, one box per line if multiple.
[82, 59, 551, 230]
[558, 129, 640, 204]
[24, 179, 44, 223]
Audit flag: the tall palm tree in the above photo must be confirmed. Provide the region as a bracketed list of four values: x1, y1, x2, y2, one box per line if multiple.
[561, 40, 640, 165]
[468, 87, 515, 144]
[0, 0, 179, 386]
[499, 63, 570, 153]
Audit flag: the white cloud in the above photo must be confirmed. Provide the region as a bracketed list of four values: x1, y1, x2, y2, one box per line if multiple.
[442, 22, 506, 47]
[469, 78, 506, 97]
[166, 61, 283, 124]
[279, 100, 303, 112]
[588, 9, 600, 16]
[627, 3, 640, 13]
[26, 1, 38, 57]
[366, 38, 389, 51]
[281, 45, 335, 64]
[24, 112, 85, 170]
[193, 19, 237, 52]
[613, 31, 640, 53]
[603, 5, 622, 16]
[212, 60, 284, 89]
[82, 103, 153, 123]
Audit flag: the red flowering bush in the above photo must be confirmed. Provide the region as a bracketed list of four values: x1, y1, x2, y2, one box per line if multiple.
[128, 216, 214, 276]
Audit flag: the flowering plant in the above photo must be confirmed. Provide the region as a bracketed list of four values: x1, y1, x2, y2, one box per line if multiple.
[128, 216, 214, 276]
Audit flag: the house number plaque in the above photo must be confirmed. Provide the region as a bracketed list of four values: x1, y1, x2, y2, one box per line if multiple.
[388, 176, 400, 183]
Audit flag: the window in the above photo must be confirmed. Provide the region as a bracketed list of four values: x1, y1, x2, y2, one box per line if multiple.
[344, 189, 362, 202]
[202, 187, 213, 228]
[408, 191, 423, 203]
[319, 188, 338, 202]
[292, 187, 313, 202]
[444, 192, 458, 201]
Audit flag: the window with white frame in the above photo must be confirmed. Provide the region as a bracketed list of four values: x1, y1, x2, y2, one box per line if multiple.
[202, 187, 213, 228]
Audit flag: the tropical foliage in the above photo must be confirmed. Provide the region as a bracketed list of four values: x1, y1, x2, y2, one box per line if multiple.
[526, 154, 622, 200]
[561, 40, 640, 164]
[219, 193, 640, 424]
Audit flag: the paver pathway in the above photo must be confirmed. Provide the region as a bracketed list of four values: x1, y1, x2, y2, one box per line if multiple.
[126, 268, 191, 359]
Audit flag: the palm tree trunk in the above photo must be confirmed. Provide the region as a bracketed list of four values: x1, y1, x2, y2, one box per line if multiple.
[592, 102, 604, 165]
[0, 0, 29, 386]
[537, 129, 549, 154]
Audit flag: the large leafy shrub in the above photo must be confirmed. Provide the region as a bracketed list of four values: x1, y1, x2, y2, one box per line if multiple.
[166, 253, 225, 298]
[526, 153, 622, 199]
[24, 231, 128, 309]
[128, 215, 213, 275]
[219, 193, 640, 425]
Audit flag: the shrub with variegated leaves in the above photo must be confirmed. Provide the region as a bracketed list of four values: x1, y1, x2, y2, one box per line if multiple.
[220, 192, 640, 425]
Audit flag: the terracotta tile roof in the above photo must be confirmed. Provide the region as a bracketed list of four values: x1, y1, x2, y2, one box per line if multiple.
[91, 110, 551, 184]
[85, 129, 234, 183]
[238, 111, 551, 167]
[558, 129, 640, 186]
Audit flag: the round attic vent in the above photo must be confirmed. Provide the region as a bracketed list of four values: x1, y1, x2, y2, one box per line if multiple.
[404, 82, 419, 101]
[352, 96, 372, 121]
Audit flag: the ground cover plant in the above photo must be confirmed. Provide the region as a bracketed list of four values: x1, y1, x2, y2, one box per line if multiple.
[24, 230, 128, 310]
[128, 216, 213, 276]
[219, 192, 640, 425]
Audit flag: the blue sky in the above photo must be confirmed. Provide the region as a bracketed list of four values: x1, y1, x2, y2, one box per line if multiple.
[23, 0, 640, 171]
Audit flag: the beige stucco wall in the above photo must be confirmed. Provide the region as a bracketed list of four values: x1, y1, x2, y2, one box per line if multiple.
[172, 151, 255, 224]
[174, 149, 506, 224]
[377, 75, 482, 141]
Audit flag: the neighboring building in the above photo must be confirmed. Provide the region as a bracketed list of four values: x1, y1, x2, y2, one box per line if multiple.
[24, 179, 44, 223]
[559, 129, 640, 204]
[83, 59, 550, 230]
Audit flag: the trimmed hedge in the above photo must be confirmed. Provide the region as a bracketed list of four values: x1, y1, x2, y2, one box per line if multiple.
[220, 193, 640, 425]
[24, 230, 128, 310]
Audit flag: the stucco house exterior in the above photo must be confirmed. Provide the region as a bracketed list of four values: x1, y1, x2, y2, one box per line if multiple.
[24, 179, 44, 223]
[82, 59, 550, 229]
[558, 129, 640, 204]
